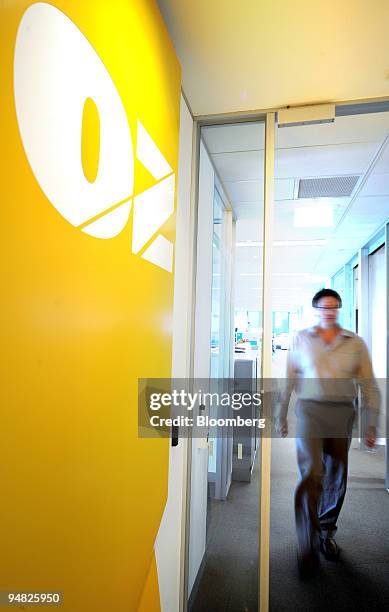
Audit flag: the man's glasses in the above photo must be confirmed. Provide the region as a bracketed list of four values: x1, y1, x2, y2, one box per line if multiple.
[314, 306, 341, 311]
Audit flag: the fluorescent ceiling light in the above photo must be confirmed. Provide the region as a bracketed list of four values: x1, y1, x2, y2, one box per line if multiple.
[236, 241, 263, 247]
[240, 273, 327, 281]
[294, 206, 333, 228]
[272, 272, 327, 277]
[236, 240, 326, 247]
[273, 272, 309, 276]
[273, 240, 326, 247]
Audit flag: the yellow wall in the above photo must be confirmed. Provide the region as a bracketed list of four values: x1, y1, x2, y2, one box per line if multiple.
[0, 1, 180, 610]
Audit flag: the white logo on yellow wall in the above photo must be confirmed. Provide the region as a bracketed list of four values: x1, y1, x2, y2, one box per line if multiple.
[14, 2, 174, 273]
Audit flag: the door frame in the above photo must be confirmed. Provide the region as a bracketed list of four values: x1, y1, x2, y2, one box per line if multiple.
[180, 95, 389, 612]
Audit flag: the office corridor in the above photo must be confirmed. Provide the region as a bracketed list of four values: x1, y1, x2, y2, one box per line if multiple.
[270, 434, 389, 611]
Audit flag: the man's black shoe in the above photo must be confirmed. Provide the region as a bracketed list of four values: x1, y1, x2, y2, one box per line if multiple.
[320, 537, 340, 561]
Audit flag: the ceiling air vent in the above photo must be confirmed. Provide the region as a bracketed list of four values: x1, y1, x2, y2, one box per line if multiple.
[297, 175, 360, 199]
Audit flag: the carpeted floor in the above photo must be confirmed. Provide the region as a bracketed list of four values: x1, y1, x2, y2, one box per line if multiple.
[190, 350, 389, 610]
[189, 453, 260, 612]
[270, 436, 389, 612]
[189, 435, 388, 612]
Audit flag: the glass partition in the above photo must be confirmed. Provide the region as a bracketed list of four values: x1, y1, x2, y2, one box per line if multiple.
[210, 187, 227, 379]
[188, 121, 265, 612]
[270, 108, 389, 612]
[186, 105, 389, 612]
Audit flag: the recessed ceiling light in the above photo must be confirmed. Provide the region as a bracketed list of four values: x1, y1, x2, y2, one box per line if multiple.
[236, 240, 326, 247]
[236, 241, 263, 247]
[273, 240, 327, 247]
[238, 272, 326, 277]
[272, 272, 311, 276]
[294, 206, 333, 228]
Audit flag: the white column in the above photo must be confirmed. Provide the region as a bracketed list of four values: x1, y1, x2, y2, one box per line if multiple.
[358, 247, 369, 344]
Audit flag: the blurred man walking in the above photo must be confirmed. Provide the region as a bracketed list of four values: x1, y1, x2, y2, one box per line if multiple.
[278, 288, 379, 577]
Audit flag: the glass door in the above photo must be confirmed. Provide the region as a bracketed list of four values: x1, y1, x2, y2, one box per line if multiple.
[208, 187, 234, 501]
[186, 121, 266, 612]
[269, 104, 389, 612]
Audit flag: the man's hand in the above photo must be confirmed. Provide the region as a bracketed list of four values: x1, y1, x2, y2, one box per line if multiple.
[365, 425, 376, 449]
[277, 416, 288, 437]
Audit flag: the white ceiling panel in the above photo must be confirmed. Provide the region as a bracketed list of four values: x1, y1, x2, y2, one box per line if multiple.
[332, 217, 379, 239]
[341, 195, 389, 229]
[233, 203, 263, 219]
[226, 178, 295, 203]
[226, 180, 262, 203]
[314, 240, 364, 275]
[271, 275, 328, 289]
[274, 220, 334, 240]
[275, 142, 378, 179]
[274, 179, 296, 201]
[371, 137, 389, 174]
[359, 173, 389, 197]
[276, 113, 389, 149]
[211, 150, 264, 181]
[271, 246, 325, 271]
[202, 123, 265, 154]
[328, 213, 380, 245]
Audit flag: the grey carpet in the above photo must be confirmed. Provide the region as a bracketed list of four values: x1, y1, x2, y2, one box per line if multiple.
[190, 455, 260, 612]
[270, 436, 389, 612]
[189, 435, 388, 612]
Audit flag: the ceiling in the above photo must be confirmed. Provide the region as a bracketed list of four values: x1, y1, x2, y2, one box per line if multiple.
[202, 112, 389, 311]
[157, 0, 389, 116]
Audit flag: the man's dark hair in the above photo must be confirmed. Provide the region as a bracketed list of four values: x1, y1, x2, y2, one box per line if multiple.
[312, 288, 342, 308]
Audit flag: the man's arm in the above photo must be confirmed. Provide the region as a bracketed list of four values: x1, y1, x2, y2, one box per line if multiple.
[356, 338, 380, 447]
[277, 335, 299, 436]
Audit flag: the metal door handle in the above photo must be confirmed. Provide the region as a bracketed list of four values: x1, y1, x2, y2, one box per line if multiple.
[171, 424, 179, 447]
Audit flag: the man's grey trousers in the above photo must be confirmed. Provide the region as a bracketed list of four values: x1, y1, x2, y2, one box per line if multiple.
[294, 400, 355, 556]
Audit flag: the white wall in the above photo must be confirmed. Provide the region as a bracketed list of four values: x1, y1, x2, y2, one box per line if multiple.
[368, 245, 387, 443]
[154, 93, 194, 612]
[369, 246, 386, 376]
